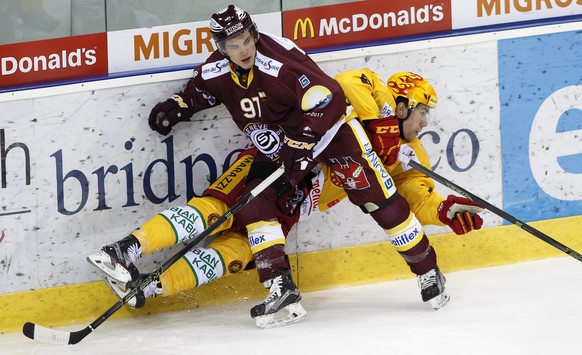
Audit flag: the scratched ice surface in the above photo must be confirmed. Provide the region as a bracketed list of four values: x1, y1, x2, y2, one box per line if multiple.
[2, 257, 580, 355]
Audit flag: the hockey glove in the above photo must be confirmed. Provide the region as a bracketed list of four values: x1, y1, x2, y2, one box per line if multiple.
[276, 178, 311, 216]
[438, 195, 484, 235]
[148, 94, 193, 135]
[365, 116, 401, 166]
[280, 134, 317, 185]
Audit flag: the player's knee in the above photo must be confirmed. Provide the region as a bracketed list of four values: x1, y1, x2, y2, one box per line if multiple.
[367, 194, 411, 229]
[211, 231, 253, 275]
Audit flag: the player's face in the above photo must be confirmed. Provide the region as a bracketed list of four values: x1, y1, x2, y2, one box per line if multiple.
[223, 31, 256, 69]
[401, 103, 430, 141]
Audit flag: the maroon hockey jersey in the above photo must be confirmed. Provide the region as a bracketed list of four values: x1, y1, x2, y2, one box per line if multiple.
[181, 32, 347, 162]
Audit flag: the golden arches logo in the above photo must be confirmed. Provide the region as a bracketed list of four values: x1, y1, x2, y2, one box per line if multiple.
[293, 18, 315, 40]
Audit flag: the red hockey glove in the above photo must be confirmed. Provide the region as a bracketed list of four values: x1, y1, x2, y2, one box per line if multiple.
[366, 116, 401, 166]
[148, 94, 193, 135]
[438, 195, 484, 235]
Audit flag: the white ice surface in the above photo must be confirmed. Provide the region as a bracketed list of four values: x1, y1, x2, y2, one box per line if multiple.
[2, 257, 581, 355]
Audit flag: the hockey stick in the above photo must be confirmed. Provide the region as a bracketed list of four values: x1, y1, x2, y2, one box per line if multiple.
[398, 153, 582, 262]
[22, 164, 285, 345]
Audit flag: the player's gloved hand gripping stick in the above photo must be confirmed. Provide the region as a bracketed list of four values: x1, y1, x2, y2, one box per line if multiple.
[398, 152, 582, 262]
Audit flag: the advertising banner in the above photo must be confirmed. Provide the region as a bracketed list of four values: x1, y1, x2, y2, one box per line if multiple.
[451, 0, 582, 29]
[498, 29, 582, 221]
[107, 12, 282, 74]
[282, 0, 452, 51]
[0, 80, 249, 293]
[0, 33, 108, 88]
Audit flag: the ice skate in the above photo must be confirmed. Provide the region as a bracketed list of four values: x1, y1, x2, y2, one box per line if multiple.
[418, 266, 450, 310]
[87, 235, 142, 290]
[106, 276, 162, 309]
[250, 269, 307, 329]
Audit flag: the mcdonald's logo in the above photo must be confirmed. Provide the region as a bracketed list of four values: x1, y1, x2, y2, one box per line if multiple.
[293, 18, 315, 40]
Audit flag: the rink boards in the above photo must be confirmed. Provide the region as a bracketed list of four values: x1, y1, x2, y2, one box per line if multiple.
[1, 215, 581, 334]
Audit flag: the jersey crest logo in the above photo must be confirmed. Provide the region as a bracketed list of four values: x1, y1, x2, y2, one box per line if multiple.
[244, 123, 284, 159]
[329, 156, 370, 190]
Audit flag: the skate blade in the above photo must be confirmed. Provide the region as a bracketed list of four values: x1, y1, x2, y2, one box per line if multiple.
[105, 277, 140, 308]
[86, 251, 132, 286]
[105, 277, 129, 298]
[429, 292, 450, 310]
[255, 302, 307, 329]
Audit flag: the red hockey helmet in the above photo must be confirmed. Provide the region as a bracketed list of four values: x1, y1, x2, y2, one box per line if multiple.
[210, 5, 259, 54]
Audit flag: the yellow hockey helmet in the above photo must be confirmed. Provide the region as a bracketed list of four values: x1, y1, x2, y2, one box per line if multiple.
[387, 72, 437, 110]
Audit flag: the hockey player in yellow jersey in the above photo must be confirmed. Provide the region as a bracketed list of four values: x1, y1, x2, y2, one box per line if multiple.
[88, 148, 260, 308]
[334, 69, 483, 234]
[330, 69, 484, 307]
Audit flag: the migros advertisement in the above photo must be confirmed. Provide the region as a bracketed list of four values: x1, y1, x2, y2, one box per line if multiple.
[451, 0, 582, 28]
[282, 0, 452, 51]
[107, 12, 281, 74]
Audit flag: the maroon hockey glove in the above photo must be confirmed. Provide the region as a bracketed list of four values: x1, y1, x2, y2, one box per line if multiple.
[148, 94, 193, 135]
[279, 135, 317, 185]
[365, 116, 401, 166]
[276, 179, 310, 216]
[438, 195, 484, 235]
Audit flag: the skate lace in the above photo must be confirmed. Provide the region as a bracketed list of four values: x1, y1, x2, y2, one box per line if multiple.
[126, 243, 142, 264]
[418, 269, 437, 290]
[142, 280, 163, 298]
[264, 276, 284, 303]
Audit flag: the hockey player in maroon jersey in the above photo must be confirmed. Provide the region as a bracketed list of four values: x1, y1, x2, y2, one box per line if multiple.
[91, 5, 459, 328]
[147, 4, 449, 327]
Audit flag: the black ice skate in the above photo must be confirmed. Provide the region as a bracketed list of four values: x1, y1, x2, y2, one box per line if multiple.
[418, 266, 450, 310]
[250, 269, 307, 329]
[87, 235, 142, 290]
[106, 276, 162, 309]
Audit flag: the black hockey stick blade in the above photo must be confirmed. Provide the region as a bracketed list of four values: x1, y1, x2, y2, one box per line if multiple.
[398, 153, 582, 262]
[22, 165, 285, 344]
